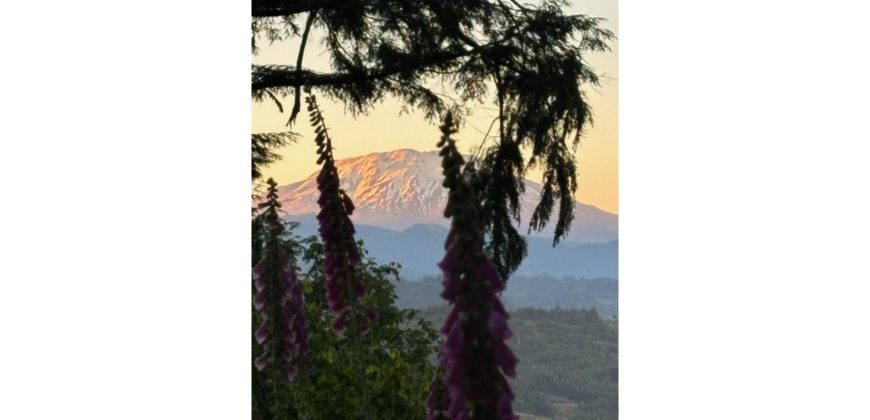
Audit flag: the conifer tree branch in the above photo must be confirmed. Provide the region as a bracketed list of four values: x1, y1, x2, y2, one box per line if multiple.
[252, 0, 616, 269]
[251, 32, 521, 93]
[251, 0, 320, 17]
[288, 10, 318, 126]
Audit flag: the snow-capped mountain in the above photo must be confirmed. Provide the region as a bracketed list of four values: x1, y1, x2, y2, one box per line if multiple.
[275, 149, 617, 243]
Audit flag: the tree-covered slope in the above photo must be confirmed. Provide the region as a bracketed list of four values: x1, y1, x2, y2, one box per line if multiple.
[417, 306, 618, 419]
[395, 276, 618, 318]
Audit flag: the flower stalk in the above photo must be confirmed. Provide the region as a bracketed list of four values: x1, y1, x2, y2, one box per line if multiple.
[428, 112, 519, 420]
[307, 94, 376, 420]
[252, 178, 311, 385]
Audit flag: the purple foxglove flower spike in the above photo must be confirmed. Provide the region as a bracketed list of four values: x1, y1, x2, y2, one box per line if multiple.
[426, 112, 519, 420]
[306, 94, 376, 334]
[252, 178, 311, 384]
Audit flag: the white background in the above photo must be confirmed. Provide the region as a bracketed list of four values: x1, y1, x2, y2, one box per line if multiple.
[2, 0, 869, 418]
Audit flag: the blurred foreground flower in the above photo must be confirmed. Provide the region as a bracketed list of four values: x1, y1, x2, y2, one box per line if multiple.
[427, 112, 518, 420]
[253, 178, 310, 382]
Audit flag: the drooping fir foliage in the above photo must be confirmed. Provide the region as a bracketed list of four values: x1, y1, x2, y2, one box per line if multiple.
[251, 0, 614, 274]
[307, 94, 377, 334]
[466, 150, 527, 280]
[252, 179, 311, 418]
[252, 132, 298, 182]
[429, 113, 518, 420]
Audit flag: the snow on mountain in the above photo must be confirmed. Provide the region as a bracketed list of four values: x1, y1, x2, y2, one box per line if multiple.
[275, 149, 617, 243]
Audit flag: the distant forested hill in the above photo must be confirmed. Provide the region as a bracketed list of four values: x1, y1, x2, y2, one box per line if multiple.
[417, 306, 618, 419]
[395, 276, 618, 317]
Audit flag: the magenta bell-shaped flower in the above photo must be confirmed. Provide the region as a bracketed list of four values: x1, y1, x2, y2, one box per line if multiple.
[426, 113, 518, 420]
[307, 94, 376, 334]
[252, 178, 311, 383]
[252, 249, 311, 382]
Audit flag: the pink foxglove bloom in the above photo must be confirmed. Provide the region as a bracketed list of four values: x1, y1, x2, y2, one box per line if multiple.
[427, 113, 518, 420]
[253, 178, 310, 382]
[307, 95, 376, 333]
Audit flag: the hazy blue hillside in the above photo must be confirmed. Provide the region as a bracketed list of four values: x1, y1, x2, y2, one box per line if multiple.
[287, 215, 617, 279]
[395, 275, 618, 317]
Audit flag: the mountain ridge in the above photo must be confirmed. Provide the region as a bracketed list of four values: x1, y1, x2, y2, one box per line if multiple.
[274, 148, 618, 243]
[286, 214, 617, 279]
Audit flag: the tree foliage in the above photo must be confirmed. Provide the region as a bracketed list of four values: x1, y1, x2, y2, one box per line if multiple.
[252, 131, 298, 182]
[250, 4, 617, 417]
[252, 220, 440, 419]
[290, 235, 440, 419]
[251, 0, 614, 277]
[418, 305, 618, 419]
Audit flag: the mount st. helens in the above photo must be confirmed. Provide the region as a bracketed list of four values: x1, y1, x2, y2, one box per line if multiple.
[275, 149, 618, 243]
[269, 149, 617, 280]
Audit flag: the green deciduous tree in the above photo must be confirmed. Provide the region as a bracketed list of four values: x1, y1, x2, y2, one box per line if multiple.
[251, 218, 439, 419]
[288, 235, 440, 419]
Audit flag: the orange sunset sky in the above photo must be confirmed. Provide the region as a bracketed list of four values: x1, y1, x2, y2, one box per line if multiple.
[252, 0, 618, 214]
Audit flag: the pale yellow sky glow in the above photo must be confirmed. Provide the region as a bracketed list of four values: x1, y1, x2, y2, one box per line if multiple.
[253, 0, 618, 214]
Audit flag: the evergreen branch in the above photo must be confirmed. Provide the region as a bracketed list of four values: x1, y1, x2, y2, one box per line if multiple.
[251, 33, 520, 93]
[288, 10, 318, 126]
[252, 0, 321, 17]
[252, 131, 298, 182]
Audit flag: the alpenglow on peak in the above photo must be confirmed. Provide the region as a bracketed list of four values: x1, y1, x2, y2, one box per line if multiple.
[273, 149, 617, 243]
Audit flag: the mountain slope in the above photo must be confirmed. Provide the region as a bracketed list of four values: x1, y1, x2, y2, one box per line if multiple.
[276, 149, 618, 243]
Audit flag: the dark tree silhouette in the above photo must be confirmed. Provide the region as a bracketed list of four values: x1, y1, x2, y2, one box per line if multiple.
[251, 0, 614, 278]
[252, 132, 297, 182]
